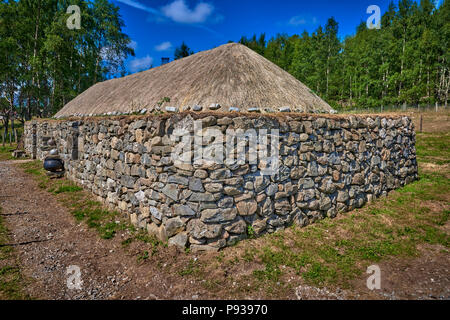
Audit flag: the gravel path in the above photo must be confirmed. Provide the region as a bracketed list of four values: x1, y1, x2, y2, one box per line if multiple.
[0, 160, 202, 300]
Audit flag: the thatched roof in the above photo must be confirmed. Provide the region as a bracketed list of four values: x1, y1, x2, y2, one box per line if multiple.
[55, 43, 335, 117]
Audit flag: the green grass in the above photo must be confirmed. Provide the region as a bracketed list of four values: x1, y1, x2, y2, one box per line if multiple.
[248, 132, 449, 289]
[0, 207, 31, 299]
[178, 259, 200, 276]
[416, 132, 450, 165]
[52, 185, 83, 194]
[0, 144, 17, 161]
[0, 120, 24, 143]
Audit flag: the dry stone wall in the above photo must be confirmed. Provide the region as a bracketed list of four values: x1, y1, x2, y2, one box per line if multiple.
[24, 113, 418, 252]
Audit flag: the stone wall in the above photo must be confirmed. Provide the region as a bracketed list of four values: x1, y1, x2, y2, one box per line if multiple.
[24, 113, 418, 252]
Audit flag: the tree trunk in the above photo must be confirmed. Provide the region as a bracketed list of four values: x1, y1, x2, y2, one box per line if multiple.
[31, 0, 42, 118]
[2, 116, 9, 147]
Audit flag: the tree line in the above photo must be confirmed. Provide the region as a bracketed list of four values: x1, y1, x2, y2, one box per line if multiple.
[0, 0, 134, 142]
[239, 0, 449, 110]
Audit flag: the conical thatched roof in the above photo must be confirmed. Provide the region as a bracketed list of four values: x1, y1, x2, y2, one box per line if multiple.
[55, 43, 334, 117]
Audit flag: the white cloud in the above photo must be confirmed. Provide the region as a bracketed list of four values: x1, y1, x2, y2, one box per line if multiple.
[289, 16, 307, 26]
[129, 55, 153, 73]
[116, 0, 160, 15]
[128, 40, 138, 50]
[161, 0, 214, 24]
[155, 41, 172, 51]
[288, 15, 318, 26]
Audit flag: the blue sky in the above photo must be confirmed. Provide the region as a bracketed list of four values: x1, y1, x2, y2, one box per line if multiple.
[113, 0, 443, 73]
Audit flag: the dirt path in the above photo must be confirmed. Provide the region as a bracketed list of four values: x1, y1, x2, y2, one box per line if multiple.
[0, 160, 448, 300]
[0, 160, 210, 300]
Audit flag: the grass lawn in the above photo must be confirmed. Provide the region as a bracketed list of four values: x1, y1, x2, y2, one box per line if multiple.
[0, 144, 17, 161]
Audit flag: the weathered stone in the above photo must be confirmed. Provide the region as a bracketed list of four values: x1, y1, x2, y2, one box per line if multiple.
[299, 133, 309, 142]
[265, 184, 278, 197]
[165, 217, 184, 237]
[218, 197, 234, 208]
[224, 186, 242, 196]
[307, 161, 319, 177]
[189, 177, 205, 192]
[150, 206, 162, 220]
[201, 208, 237, 223]
[190, 244, 219, 253]
[135, 190, 145, 202]
[299, 178, 315, 189]
[194, 169, 208, 179]
[236, 200, 258, 216]
[254, 175, 270, 193]
[319, 196, 332, 211]
[121, 175, 136, 189]
[209, 103, 221, 110]
[162, 184, 179, 201]
[205, 183, 223, 193]
[174, 204, 196, 217]
[337, 191, 349, 203]
[351, 173, 365, 185]
[168, 233, 188, 250]
[189, 192, 215, 202]
[188, 220, 222, 239]
[210, 168, 232, 180]
[165, 106, 178, 113]
[225, 218, 247, 234]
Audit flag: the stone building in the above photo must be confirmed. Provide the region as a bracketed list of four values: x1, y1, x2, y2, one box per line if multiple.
[24, 43, 418, 252]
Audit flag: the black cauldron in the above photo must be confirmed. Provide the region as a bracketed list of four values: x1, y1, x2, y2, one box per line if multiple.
[43, 157, 64, 172]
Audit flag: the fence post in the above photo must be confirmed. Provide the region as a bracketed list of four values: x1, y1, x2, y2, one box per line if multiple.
[32, 122, 37, 160]
[420, 115, 423, 133]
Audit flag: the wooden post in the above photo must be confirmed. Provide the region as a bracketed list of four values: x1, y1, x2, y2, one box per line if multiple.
[420, 115, 423, 133]
[32, 122, 37, 160]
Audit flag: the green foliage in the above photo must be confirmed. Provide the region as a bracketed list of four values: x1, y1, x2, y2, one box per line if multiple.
[240, 0, 449, 109]
[156, 97, 171, 108]
[0, 144, 15, 161]
[178, 259, 200, 276]
[137, 251, 149, 262]
[174, 42, 193, 60]
[53, 185, 83, 194]
[0, 0, 135, 119]
[247, 225, 255, 239]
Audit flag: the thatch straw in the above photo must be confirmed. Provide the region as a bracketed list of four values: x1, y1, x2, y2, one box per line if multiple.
[55, 43, 334, 117]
